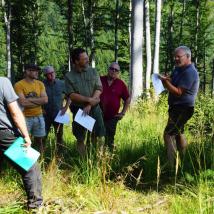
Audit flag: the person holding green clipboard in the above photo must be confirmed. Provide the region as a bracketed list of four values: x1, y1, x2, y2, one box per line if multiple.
[0, 77, 43, 210]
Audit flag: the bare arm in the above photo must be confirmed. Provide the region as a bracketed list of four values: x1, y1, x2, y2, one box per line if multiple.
[60, 97, 72, 115]
[82, 90, 102, 115]
[116, 96, 131, 119]
[160, 76, 185, 97]
[17, 91, 48, 107]
[7, 101, 31, 146]
[70, 89, 101, 106]
[121, 97, 131, 115]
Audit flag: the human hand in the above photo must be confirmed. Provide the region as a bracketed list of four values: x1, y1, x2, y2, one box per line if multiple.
[115, 112, 125, 120]
[159, 74, 171, 82]
[83, 104, 92, 115]
[60, 106, 67, 115]
[88, 97, 100, 106]
[23, 136, 32, 147]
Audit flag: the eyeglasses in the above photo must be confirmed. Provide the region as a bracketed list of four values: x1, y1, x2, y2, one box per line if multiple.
[29, 69, 39, 72]
[174, 54, 186, 59]
[109, 67, 119, 72]
[46, 72, 54, 75]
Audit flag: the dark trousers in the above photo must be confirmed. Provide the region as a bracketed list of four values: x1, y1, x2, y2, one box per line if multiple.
[44, 115, 63, 147]
[104, 117, 119, 148]
[0, 129, 43, 209]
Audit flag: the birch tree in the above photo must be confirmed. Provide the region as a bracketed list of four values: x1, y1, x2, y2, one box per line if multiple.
[114, 0, 119, 62]
[67, 0, 73, 71]
[152, 0, 162, 74]
[130, 0, 143, 102]
[1, 0, 11, 80]
[145, 0, 152, 97]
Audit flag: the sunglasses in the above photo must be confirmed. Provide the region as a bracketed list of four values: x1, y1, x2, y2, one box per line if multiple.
[109, 67, 119, 72]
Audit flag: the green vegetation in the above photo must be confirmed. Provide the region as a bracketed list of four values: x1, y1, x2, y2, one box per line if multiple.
[0, 95, 213, 213]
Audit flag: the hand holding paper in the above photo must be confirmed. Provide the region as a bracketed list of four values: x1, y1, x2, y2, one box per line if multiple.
[74, 109, 96, 132]
[4, 137, 40, 171]
[54, 110, 70, 124]
[152, 73, 165, 95]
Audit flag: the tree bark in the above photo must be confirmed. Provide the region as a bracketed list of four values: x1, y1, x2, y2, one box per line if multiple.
[67, 0, 73, 71]
[130, 0, 144, 102]
[2, 0, 12, 81]
[145, 0, 152, 97]
[153, 0, 162, 74]
[195, 0, 200, 66]
[115, 0, 119, 63]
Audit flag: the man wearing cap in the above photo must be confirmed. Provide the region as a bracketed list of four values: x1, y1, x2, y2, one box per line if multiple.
[14, 64, 48, 153]
[43, 66, 71, 152]
[64, 48, 105, 155]
[100, 62, 131, 150]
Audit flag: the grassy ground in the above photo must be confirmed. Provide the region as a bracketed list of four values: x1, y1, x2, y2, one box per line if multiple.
[0, 96, 213, 213]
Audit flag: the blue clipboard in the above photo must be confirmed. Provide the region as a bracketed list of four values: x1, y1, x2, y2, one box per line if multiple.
[4, 137, 40, 171]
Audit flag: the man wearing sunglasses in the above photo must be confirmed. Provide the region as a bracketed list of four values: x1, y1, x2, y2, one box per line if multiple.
[159, 46, 199, 167]
[100, 62, 131, 150]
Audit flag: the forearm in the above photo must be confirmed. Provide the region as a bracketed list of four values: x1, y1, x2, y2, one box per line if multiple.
[163, 80, 183, 96]
[91, 90, 101, 105]
[63, 97, 72, 109]
[19, 96, 48, 107]
[121, 97, 131, 114]
[28, 96, 48, 105]
[70, 93, 91, 104]
[8, 102, 30, 138]
[19, 98, 38, 107]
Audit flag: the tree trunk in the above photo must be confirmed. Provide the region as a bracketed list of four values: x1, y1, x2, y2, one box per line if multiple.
[81, 0, 88, 52]
[2, 0, 12, 81]
[67, 0, 73, 71]
[145, 0, 152, 97]
[115, 0, 119, 62]
[167, 1, 174, 69]
[153, 0, 162, 74]
[195, 0, 200, 66]
[130, 0, 143, 103]
[179, 0, 186, 43]
[88, 0, 96, 68]
[212, 59, 214, 98]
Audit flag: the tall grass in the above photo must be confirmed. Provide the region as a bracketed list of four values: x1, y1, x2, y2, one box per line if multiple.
[0, 94, 213, 213]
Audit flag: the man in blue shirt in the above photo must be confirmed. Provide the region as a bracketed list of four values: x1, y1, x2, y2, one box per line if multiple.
[160, 46, 199, 167]
[43, 66, 71, 153]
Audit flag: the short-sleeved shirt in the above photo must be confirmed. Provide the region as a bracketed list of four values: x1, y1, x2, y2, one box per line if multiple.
[14, 79, 46, 117]
[100, 76, 130, 121]
[43, 79, 65, 119]
[168, 64, 199, 107]
[64, 66, 102, 107]
[0, 77, 19, 130]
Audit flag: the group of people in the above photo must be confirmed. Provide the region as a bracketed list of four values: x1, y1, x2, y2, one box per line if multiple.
[0, 45, 199, 209]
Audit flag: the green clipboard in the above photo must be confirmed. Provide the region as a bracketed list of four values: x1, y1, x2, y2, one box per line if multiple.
[4, 137, 40, 171]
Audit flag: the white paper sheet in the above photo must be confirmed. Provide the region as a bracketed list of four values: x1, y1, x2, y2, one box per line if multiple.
[152, 73, 165, 95]
[54, 110, 70, 124]
[74, 109, 96, 132]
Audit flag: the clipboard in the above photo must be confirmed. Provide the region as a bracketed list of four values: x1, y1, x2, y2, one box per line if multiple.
[4, 137, 40, 171]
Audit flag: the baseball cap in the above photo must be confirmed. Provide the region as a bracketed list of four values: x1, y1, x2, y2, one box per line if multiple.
[24, 64, 41, 71]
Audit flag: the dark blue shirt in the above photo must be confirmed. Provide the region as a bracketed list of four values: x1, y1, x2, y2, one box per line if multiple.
[43, 79, 65, 119]
[168, 64, 199, 107]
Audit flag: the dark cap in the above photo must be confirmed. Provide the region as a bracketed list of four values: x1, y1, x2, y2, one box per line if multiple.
[24, 64, 41, 71]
